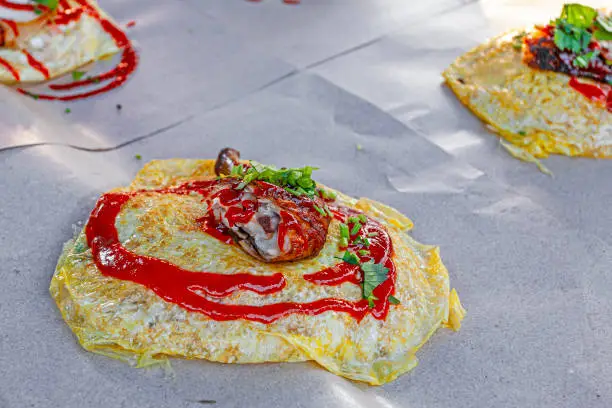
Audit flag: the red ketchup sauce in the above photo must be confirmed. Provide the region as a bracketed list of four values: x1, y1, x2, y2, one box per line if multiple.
[568, 77, 612, 112]
[22, 50, 49, 79]
[1, 18, 18, 36]
[0, 0, 138, 100]
[0, 0, 44, 11]
[85, 180, 397, 323]
[0, 55, 19, 80]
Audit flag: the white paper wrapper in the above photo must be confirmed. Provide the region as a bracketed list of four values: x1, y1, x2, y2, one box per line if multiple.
[1, 1, 611, 407]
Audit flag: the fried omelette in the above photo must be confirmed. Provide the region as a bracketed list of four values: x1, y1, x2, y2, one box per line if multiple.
[0, 0, 136, 100]
[51, 154, 464, 385]
[443, 3, 611, 171]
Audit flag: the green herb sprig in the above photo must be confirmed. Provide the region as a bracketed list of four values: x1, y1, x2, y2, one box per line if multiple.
[573, 49, 600, 68]
[230, 162, 318, 197]
[550, 4, 612, 70]
[552, 4, 612, 53]
[72, 71, 85, 81]
[553, 19, 592, 54]
[335, 213, 401, 308]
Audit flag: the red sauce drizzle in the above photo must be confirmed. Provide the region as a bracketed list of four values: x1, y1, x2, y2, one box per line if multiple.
[277, 210, 300, 252]
[569, 77, 612, 112]
[4, 0, 139, 101]
[22, 50, 49, 79]
[1, 18, 18, 36]
[52, 6, 84, 25]
[304, 263, 361, 286]
[196, 212, 234, 245]
[0, 55, 19, 80]
[85, 180, 397, 323]
[0, 0, 42, 11]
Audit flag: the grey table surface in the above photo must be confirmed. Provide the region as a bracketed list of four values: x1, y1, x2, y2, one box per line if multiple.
[1, 1, 611, 407]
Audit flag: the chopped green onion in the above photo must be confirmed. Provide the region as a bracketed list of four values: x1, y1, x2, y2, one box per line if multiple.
[367, 232, 378, 238]
[350, 222, 361, 236]
[358, 214, 367, 223]
[573, 49, 600, 68]
[231, 163, 319, 197]
[388, 295, 401, 305]
[313, 205, 326, 216]
[348, 216, 360, 224]
[319, 189, 337, 200]
[354, 236, 371, 247]
[339, 223, 349, 238]
[339, 223, 349, 247]
[366, 295, 377, 309]
[358, 250, 370, 256]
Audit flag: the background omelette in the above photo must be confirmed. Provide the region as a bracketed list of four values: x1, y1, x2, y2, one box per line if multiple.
[443, 4, 611, 172]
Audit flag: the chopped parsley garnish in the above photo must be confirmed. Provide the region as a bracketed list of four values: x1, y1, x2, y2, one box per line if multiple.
[595, 20, 612, 40]
[512, 31, 526, 50]
[64, 108, 71, 114]
[552, 4, 612, 57]
[573, 49, 600, 68]
[231, 163, 318, 197]
[134, 154, 142, 160]
[596, 15, 612, 40]
[334, 214, 399, 308]
[72, 71, 85, 81]
[361, 262, 390, 308]
[553, 19, 592, 54]
[559, 3, 598, 29]
[336, 251, 360, 265]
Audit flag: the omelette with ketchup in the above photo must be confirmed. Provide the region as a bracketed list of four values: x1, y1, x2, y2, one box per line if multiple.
[50, 148, 464, 385]
[0, 0, 137, 100]
[443, 3, 611, 171]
